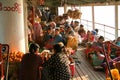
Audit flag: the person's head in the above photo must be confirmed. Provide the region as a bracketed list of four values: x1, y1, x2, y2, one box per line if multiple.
[87, 30, 90, 35]
[74, 21, 79, 26]
[116, 37, 120, 46]
[94, 29, 98, 33]
[29, 43, 40, 54]
[67, 26, 72, 31]
[98, 36, 104, 43]
[59, 25, 64, 31]
[55, 28, 60, 35]
[80, 24, 84, 29]
[53, 43, 64, 53]
[49, 22, 56, 29]
[117, 37, 120, 42]
[91, 30, 96, 35]
[47, 27, 52, 34]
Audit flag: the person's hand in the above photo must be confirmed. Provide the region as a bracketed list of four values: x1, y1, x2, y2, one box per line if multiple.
[39, 66, 43, 70]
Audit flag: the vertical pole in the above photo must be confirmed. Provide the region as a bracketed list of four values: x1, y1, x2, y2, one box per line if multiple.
[115, 2, 118, 39]
[92, 5, 95, 30]
[64, 4, 67, 14]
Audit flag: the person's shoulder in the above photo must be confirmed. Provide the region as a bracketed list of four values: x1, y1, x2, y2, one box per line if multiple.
[21, 53, 30, 60]
[23, 53, 29, 56]
[35, 54, 42, 58]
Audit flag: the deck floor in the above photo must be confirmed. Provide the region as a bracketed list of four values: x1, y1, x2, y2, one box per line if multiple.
[72, 47, 106, 80]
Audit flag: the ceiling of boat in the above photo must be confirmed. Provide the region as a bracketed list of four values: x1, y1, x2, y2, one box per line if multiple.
[27, 0, 120, 7]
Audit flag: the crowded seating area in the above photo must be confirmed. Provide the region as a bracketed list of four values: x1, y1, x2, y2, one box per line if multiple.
[1, 0, 120, 80]
[26, 6, 120, 80]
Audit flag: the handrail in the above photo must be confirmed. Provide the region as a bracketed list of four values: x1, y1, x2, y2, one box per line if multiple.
[81, 19, 116, 29]
[81, 19, 120, 30]
[80, 19, 120, 40]
[100, 29, 115, 35]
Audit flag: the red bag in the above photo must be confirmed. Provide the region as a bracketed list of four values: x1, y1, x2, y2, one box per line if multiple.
[69, 63, 75, 77]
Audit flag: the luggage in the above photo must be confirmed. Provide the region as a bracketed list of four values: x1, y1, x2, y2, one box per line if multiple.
[92, 54, 104, 67]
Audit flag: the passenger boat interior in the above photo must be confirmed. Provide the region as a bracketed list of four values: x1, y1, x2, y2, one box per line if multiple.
[0, 0, 120, 80]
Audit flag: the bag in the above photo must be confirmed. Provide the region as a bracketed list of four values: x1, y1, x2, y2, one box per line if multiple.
[92, 54, 103, 66]
[69, 63, 75, 77]
[67, 37, 78, 51]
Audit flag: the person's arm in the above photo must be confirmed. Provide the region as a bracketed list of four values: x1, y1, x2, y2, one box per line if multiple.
[42, 54, 55, 67]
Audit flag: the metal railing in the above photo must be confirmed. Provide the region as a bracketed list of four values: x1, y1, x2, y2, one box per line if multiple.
[80, 19, 119, 41]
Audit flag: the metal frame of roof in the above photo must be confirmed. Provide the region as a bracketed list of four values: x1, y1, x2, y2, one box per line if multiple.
[27, 0, 120, 7]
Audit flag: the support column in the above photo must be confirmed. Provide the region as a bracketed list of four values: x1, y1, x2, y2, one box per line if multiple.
[115, 2, 118, 39]
[64, 4, 67, 14]
[92, 5, 95, 30]
[0, 0, 26, 53]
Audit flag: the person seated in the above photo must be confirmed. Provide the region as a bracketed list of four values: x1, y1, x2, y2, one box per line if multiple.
[19, 43, 43, 80]
[43, 27, 53, 46]
[65, 26, 74, 37]
[51, 28, 64, 44]
[78, 24, 86, 38]
[115, 37, 120, 46]
[82, 30, 95, 46]
[44, 28, 64, 50]
[84, 42, 93, 57]
[92, 36, 105, 58]
[72, 21, 79, 31]
[94, 29, 100, 42]
[42, 43, 71, 80]
[92, 36, 104, 47]
[108, 38, 120, 57]
[84, 36, 105, 67]
[103, 38, 120, 58]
